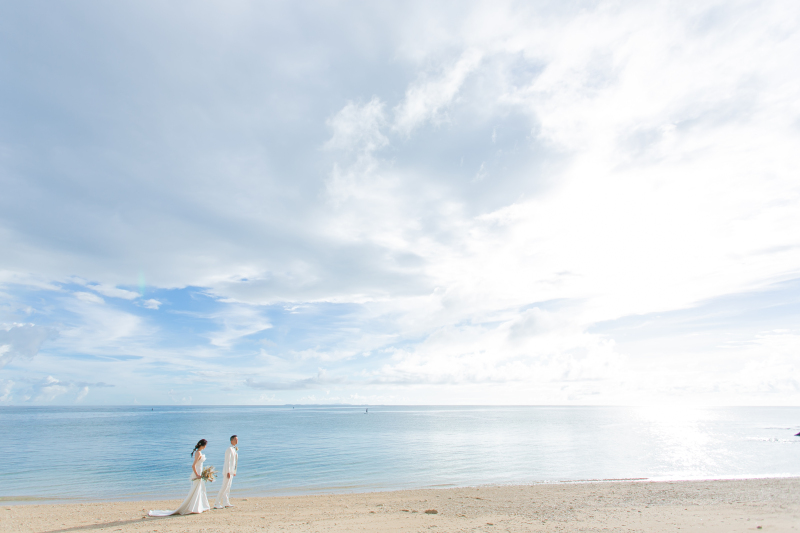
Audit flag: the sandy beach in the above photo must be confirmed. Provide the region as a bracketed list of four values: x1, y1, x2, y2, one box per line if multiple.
[2, 477, 798, 533]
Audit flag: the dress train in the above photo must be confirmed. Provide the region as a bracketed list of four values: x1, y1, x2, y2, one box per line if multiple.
[149, 452, 210, 516]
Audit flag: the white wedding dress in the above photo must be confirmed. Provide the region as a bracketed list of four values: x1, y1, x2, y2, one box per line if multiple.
[149, 452, 211, 516]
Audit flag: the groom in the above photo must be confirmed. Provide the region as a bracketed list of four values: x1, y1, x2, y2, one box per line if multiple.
[214, 435, 238, 509]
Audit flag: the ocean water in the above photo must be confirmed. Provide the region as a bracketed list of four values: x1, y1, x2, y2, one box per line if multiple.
[1, 405, 798, 503]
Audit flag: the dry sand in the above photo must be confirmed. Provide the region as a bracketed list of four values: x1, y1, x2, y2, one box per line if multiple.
[2, 478, 798, 532]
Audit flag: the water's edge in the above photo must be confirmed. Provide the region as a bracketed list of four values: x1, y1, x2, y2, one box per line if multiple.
[4, 474, 800, 506]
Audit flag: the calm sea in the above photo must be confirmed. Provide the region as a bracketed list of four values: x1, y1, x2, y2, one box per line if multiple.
[1, 405, 798, 503]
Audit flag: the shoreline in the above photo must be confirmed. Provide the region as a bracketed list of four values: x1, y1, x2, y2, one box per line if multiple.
[2, 477, 798, 532]
[2, 473, 797, 506]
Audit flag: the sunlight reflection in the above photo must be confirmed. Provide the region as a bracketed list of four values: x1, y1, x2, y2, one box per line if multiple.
[633, 406, 722, 479]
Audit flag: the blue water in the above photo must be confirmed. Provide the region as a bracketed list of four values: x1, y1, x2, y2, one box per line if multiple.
[1, 405, 798, 503]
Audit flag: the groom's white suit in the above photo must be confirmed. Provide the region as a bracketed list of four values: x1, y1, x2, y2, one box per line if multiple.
[214, 444, 238, 508]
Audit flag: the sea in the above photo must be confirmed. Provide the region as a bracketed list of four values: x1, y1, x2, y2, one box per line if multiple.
[1, 405, 798, 503]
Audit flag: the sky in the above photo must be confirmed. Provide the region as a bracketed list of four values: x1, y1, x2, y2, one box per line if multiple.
[1, 0, 799, 406]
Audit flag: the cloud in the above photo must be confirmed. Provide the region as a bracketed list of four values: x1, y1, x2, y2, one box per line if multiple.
[0, 375, 113, 403]
[76, 385, 90, 401]
[87, 284, 139, 300]
[1, 1, 799, 404]
[74, 291, 105, 304]
[0, 323, 57, 368]
[57, 295, 148, 354]
[368, 313, 622, 388]
[325, 97, 388, 154]
[168, 389, 192, 405]
[0, 380, 12, 402]
[245, 369, 340, 390]
[143, 299, 161, 309]
[207, 304, 273, 348]
[394, 48, 482, 134]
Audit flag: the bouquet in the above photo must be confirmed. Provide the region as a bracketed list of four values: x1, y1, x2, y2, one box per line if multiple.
[201, 466, 217, 483]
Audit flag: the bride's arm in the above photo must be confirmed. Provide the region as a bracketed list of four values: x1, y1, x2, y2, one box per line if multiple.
[192, 453, 202, 478]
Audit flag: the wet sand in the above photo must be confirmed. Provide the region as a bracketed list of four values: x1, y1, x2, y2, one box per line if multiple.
[2, 477, 798, 532]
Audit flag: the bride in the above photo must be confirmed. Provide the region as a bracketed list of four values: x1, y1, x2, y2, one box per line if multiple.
[149, 439, 211, 516]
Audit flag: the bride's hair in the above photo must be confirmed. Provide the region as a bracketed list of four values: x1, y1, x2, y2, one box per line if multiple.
[191, 439, 208, 456]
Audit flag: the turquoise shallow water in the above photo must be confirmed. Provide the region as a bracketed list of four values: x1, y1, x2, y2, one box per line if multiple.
[1, 405, 798, 503]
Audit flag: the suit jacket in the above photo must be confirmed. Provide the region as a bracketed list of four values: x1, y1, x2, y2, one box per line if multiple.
[222, 446, 238, 475]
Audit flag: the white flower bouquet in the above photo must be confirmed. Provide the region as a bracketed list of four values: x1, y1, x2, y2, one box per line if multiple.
[201, 466, 217, 482]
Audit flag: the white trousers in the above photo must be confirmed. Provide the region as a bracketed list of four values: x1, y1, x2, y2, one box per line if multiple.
[215, 473, 233, 508]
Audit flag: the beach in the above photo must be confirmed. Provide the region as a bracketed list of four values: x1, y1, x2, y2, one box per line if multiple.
[2, 478, 798, 533]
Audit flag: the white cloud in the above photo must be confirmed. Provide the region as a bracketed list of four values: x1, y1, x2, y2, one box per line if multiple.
[76, 385, 90, 401]
[0, 379, 13, 402]
[2, 1, 800, 404]
[732, 331, 800, 395]
[370, 310, 622, 389]
[87, 283, 139, 300]
[0, 323, 56, 368]
[36, 376, 68, 402]
[604, 329, 800, 405]
[309, 0, 800, 401]
[207, 305, 273, 348]
[246, 368, 340, 390]
[324, 97, 388, 153]
[74, 291, 105, 304]
[393, 48, 482, 134]
[2, 375, 114, 404]
[168, 389, 193, 405]
[56, 296, 149, 355]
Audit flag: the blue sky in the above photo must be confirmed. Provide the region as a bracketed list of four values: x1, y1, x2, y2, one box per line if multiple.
[2, 0, 800, 405]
